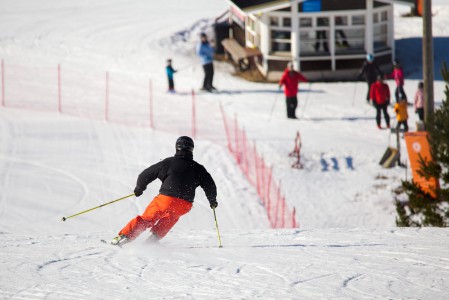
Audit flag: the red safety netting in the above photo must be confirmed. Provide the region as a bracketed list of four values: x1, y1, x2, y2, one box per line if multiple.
[220, 103, 298, 228]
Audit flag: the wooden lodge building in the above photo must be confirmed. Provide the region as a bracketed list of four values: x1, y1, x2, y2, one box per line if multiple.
[223, 0, 415, 81]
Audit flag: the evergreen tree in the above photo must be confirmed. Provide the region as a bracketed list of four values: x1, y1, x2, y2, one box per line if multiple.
[396, 62, 449, 227]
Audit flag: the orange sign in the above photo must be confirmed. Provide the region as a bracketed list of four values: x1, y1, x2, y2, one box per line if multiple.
[404, 132, 438, 198]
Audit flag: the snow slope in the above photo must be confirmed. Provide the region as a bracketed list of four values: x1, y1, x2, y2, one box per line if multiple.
[1, 0, 449, 298]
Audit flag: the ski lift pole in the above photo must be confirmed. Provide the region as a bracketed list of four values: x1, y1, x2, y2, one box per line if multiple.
[212, 208, 223, 248]
[61, 193, 135, 222]
[269, 91, 281, 121]
[301, 82, 312, 119]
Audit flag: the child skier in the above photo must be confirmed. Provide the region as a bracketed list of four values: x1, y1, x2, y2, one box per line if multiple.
[111, 136, 218, 246]
[166, 59, 177, 93]
[414, 81, 424, 121]
[394, 97, 409, 132]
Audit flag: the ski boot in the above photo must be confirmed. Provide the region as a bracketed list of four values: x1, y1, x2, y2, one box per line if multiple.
[110, 234, 130, 247]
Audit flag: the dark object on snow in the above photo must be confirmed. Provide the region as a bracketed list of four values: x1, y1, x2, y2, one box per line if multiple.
[214, 21, 230, 54]
[379, 147, 399, 168]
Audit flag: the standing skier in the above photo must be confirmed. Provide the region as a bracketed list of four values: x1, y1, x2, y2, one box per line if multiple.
[414, 81, 424, 121]
[358, 54, 382, 104]
[111, 136, 218, 246]
[279, 62, 308, 119]
[196, 33, 216, 92]
[166, 59, 177, 93]
[385, 60, 406, 103]
[370, 75, 391, 129]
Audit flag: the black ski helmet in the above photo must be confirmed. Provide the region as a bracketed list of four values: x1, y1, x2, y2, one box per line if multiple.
[176, 136, 194, 152]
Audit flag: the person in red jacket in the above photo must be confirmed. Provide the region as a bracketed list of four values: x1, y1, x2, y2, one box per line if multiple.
[370, 75, 391, 129]
[385, 60, 407, 103]
[279, 62, 308, 119]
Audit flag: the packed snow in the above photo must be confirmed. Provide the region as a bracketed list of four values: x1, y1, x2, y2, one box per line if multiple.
[0, 0, 448, 299]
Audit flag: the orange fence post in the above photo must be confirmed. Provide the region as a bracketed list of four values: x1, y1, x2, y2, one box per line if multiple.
[281, 196, 285, 228]
[292, 207, 298, 228]
[234, 115, 240, 163]
[219, 103, 232, 153]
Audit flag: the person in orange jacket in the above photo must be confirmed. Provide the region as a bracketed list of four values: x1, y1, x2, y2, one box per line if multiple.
[370, 75, 391, 129]
[111, 136, 218, 246]
[394, 97, 409, 132]
[279, 62, 308, 119]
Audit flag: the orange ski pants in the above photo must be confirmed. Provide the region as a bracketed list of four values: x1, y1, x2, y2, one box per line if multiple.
[119, 194, 192, 240]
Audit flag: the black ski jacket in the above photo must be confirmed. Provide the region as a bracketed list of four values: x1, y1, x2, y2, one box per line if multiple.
[135, 150, 217, 204]
[358, 61, 382, 83]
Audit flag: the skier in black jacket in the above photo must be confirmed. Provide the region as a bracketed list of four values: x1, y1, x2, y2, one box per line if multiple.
[358, 54, 382, 104]
[111, 136, 218, 246]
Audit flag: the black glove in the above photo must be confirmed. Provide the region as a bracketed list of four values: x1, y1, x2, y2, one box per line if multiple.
[210, 200, 218, 209]
[134, 187, 144, 197]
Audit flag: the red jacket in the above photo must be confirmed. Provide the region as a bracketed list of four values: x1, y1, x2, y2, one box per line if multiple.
[279, 69, 308, 97]
[370, 81, 390, 105]
[386, 67, 404, 86]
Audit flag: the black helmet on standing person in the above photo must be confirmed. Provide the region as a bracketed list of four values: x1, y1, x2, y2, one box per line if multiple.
[176, 136, 194, 152]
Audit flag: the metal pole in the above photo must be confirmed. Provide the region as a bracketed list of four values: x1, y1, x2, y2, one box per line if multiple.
[212, 208, 223, 248]
[423, 0, 434, 124]
[61, 193, 135, 221]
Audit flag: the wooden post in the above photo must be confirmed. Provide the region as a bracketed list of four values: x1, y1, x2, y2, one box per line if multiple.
[422, 0, 434, 124]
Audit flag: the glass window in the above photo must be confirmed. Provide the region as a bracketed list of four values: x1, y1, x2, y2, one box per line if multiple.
[300, 18, 312, 27]
[374, 24, 388, 49]
[335, 28, 365, 52]
[283, 17, 291, 27]
[271, 30, 291, 52]
[317, 17, 329, 27]
[270, 16, 279, 26]
[335, 16, 348, 26]
[373, 13, 379, 23]
[381, 11, 388, 22]
[299, 29, 329, 54]
[272, 42, 291, 52]
[352, 15, 365, 25]
[271, 30, 291, 40]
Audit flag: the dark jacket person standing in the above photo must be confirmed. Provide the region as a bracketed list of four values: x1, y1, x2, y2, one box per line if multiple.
[111, 136, 218, 246]
[279, 62, 308, 119]
[358, 54, 382, 104]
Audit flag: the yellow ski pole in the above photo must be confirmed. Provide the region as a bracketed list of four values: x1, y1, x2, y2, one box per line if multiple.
[212, 208, 223, 248]
[61, 193, 135, 222]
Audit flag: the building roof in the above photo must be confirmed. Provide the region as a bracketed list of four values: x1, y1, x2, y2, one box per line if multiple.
[227, 0, 300, 14]
[227, 0, 415, 15]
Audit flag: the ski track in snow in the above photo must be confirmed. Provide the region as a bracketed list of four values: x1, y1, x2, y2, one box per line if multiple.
[1, 0, 449, 299]
[1, 229, 449, 299]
